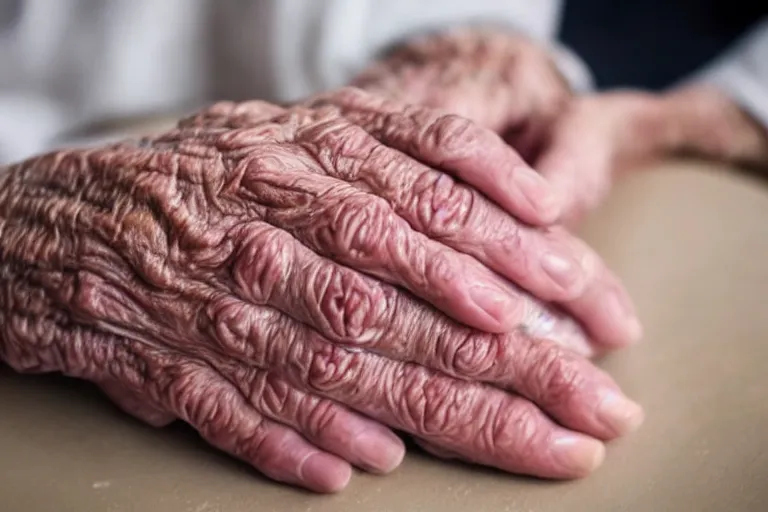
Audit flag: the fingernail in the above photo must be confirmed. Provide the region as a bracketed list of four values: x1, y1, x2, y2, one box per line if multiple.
[607, 291, 643, 343]
[597, 391, 645, 437]
[352, 430, 405, 474]
[514, 166, 561, 222]
[541, 252, 584, 293]
[469, 284, 516, 329]
[552, 435, 605, 477]
[301, 452, 352, 493]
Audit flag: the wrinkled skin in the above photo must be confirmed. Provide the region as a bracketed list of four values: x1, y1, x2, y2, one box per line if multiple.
[0, 88, 643, 493]
[354, 29, 768, 221]
[352, 27, 572, 161]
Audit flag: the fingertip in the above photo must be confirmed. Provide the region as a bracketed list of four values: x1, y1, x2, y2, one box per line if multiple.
[512, 165, 563, 225]
[352, 428, 406, 474]
[551, 434, 606, 478]
[600, 290, 644, 348]
[301, 452, 352, 493]
[596, 391, 645, 438]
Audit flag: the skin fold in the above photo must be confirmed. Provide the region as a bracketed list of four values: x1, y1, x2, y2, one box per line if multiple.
[0, 88, 644, 493]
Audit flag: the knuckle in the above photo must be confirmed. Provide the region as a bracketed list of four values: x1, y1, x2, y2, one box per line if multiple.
[170, 364, 230, 427]
[397, 368, 461, 436]
[530, 344, 584, 407]
[241, 147, 316, 208]
[256, 372, 294, 417]
[312, 264, 391, 343]
[422, 113, 478, 157]
[421, 379, 463, 436]
[303, 398, 341, 439]
[307, 342, 362, 393]
[417, 173, 475, 236]
[448, 331, 500, 378]
[425, 249, 458, 289]
[324, 193, 396, 261]
[302, 121, 380, 183]
[202, 294, 253, 356]
[502, 401, 540, 456]
[202, 294, 286, 366]
[233, 224, 293, 304]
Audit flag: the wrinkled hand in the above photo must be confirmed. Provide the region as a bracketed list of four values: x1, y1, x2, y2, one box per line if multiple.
[532, 92, 666, 222]
[0, 88, 643, 493]
[354, 28, 768, 222]
[535, 86, 768, 222]
[352, 27, 571, 155]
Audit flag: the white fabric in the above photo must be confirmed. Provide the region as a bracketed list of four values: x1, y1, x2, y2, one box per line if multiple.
[694, 19, 768, 129]
[0, 0, 570, 163]
[0, 0, 765, 164]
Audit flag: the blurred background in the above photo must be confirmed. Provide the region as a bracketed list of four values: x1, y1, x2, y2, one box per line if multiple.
[0, 0, 766, 163]
[562, 0, 765, 90]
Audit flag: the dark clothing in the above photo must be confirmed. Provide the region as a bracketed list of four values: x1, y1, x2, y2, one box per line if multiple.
[561, 0, 767, 89]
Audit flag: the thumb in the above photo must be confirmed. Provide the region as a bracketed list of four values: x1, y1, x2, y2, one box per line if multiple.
[536, 123, 614, 222]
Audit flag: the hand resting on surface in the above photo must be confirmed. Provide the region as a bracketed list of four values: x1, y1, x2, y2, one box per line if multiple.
[0, 88, 643, 493]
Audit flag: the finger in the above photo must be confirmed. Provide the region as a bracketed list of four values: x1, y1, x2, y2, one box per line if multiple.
[238, 162, 524, 333]
[218, 364, 405, 475]
[133, 347, 353, 493]
[538, 227, 642, 348]
[312, 87, 562, 225]
[50, 330, 352, 494]
[292, 113, 640, 346]
[98, 381, 176, 427]
[215, 267, 641, 441]
[307, 355, 606, 478]
[227, 224, 641, 438]
[203, 299, 609, 477]
[533, 125, 646, 349]
[177, 365, 353, 493]
[296, 112, 589, 302]
[536, 121, 615, 222]
[563, 265, 643, 349]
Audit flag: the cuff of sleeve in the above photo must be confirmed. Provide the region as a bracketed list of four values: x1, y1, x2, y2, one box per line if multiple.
[687, 20, 768, 129]
[696, 63, 768, 130]
[547, 42, 595, 93]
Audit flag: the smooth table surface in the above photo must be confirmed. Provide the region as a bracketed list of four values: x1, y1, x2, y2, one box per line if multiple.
[2, 160, 768, 512]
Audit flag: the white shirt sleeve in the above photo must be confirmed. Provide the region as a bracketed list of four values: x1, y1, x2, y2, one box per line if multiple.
[0, 0, 586, 164]
[692, 18, 768, 128]
[231, 0, 592, 103]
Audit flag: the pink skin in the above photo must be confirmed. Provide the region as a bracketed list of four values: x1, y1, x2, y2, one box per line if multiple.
[0, 89, 644, 493]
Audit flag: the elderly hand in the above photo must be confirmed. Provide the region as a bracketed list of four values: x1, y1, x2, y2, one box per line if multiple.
[354, 32, 768, 221]
[352, 27, 571, 158]
[534, 86, 768, 222]
[0, 88, 642, 493]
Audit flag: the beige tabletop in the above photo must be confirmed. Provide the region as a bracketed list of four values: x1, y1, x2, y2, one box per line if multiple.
[2, 159, 768, 512]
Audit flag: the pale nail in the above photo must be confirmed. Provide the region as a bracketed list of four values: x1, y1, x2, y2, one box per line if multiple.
[352, 430, 405, 474]
[469, 284, 516, 328]
[301, 452, 352, 493]
[541, 252, 584, 293]
[552, 435, 606, 477]
[597, 391, 645, 436]
[514, 166, 561, 222]
[607, 291, 643, 344]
